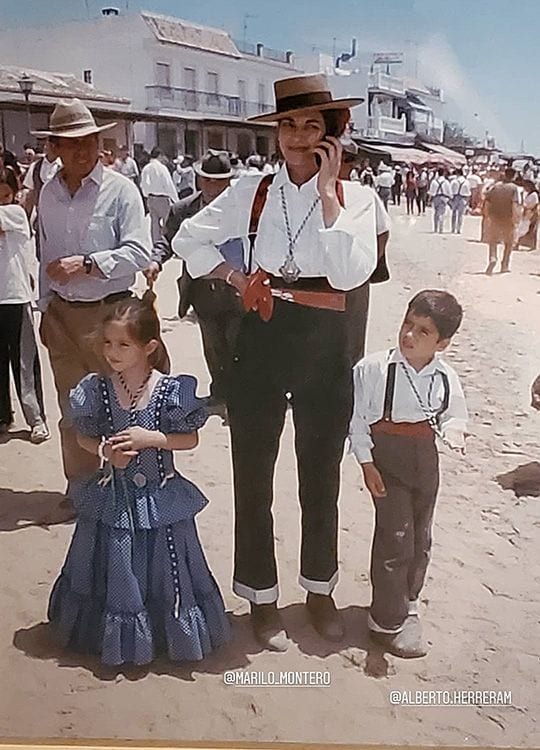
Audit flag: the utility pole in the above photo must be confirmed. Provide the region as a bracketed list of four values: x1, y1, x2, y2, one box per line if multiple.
[242, 13, 256, 48]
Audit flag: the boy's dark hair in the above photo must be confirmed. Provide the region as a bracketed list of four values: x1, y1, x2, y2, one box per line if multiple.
[407, 290, 463, 340]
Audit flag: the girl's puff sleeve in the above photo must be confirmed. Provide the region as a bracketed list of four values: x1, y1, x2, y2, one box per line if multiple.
[69, 374, 102, 437]
[163, 375, 208, 434]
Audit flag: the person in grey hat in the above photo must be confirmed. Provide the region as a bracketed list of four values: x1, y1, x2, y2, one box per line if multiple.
[145, 150, 244, 416]
[33, 98, 167, 496]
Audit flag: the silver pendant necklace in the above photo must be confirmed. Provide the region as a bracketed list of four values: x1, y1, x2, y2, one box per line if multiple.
[118, 369, 152, 488]
[279, 186, 320, 283]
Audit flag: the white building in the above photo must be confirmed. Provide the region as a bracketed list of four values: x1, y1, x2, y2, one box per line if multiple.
[0, 8, 301, 159]
[296, 48, 445, 143]
[0, 64, 131, 157]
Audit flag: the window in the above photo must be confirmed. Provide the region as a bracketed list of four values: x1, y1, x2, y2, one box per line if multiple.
[238, 79, 247, 116]
[156, 62, 171, 88]
[83, 69, 93, 84]
[183, 67, 196, 90]
[184, 67, 197, 110]
[258, 82, 266, 113]
[206, 72, 219, 106]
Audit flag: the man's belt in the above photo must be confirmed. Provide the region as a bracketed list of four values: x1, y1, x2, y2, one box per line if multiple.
[242, 270, 346, 321]
[371, 419, 434, 439]
[53, 290, 132, 307]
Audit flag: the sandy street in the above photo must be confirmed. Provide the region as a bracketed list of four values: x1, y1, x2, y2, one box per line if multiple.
[1, 206, 539, 748]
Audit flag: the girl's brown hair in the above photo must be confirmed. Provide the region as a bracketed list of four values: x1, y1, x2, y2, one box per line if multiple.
[92, 291, 163, 370]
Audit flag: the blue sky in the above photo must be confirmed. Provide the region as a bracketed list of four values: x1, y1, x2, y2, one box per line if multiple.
[2, 0, 538, 153]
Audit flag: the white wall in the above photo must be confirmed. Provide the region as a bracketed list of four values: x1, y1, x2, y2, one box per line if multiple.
[0, 13, 298, 114]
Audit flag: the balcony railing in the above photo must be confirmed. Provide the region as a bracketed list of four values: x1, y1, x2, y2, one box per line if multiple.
[233, 39, 292, 63]
[368, 71, 405, 96]
[367, 114, 407, 136]
[146, 86, 273, 118]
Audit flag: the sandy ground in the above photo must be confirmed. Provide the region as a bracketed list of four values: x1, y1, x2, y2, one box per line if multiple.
[1, 206, 540, 747]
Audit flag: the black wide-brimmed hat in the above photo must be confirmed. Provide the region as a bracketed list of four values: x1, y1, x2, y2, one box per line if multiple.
[248, 73, 364, 123]
[193, 150, 233, 179]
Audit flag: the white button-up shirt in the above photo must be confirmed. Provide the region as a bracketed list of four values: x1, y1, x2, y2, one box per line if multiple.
[451, 176, 472, 198]
[23, 156, 62, 190]
[429, 177, 452, 199]
[349, 347, 468, 463]
[140, 159, 178, 201]
[171, 166, 389, 291]
[38, 161, 150, 307]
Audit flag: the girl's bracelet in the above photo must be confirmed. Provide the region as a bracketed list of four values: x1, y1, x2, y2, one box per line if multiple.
[225, 269, 235, 285]
[97, 437, 109, 466]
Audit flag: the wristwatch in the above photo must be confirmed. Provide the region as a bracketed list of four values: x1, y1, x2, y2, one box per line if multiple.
[83, 255, 94, 274]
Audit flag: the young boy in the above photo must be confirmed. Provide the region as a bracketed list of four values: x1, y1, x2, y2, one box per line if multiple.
[349, 290, 468, 658]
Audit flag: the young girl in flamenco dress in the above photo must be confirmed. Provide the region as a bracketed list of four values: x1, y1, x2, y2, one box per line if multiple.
[48, 293, 230, 665]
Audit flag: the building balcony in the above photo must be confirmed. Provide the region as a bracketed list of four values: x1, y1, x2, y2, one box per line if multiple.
[146, 85, 273, 119]
[367, 114, 407, 137]
[368, 71, 405, 96]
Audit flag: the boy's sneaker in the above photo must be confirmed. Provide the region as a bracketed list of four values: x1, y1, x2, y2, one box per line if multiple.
[30, 421, 50, 444]
[370, 615, 428, 658]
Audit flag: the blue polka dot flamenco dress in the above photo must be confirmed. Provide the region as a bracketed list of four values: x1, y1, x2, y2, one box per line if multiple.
[48, 373, 230, 666]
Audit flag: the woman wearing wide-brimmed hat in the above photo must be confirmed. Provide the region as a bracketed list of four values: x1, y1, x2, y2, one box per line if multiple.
[172, 73, 390, 651]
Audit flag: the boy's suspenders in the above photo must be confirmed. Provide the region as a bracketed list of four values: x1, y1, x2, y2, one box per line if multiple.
[382, 349, 451, 424]
[246, 175, 345, 275]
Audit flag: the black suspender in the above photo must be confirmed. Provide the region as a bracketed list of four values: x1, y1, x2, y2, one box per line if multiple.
[436, 370, 450, 421]
[383, 361, 397, 421]
[383, 354, 450, 424]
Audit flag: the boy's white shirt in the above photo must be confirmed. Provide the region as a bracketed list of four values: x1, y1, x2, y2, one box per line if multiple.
[349, 347, 468, 464]
[0, 204, 34, 304]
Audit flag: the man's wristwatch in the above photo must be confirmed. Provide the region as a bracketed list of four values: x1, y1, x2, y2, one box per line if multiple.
[83, 255, 94, 274]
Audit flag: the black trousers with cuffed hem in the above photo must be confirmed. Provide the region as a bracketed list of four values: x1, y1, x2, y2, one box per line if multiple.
[228, 299, 353, 598]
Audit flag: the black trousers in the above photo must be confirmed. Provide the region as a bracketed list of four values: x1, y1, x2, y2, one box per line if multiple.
[0, 303, 46, 427]
[369, 431, 439, 631]
[189, 279, 245, 402]
[228, 299, 353, 602]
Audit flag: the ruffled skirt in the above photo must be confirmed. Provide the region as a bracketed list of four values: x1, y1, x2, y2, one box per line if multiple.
[48, 517, 230, 665]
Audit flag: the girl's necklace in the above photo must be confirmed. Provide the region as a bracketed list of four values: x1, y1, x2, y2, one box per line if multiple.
[117, 370, 152, 412]
[117, 369, 153, 490]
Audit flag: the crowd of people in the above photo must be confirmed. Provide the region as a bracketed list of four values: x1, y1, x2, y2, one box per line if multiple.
[1, 72, 539, 671]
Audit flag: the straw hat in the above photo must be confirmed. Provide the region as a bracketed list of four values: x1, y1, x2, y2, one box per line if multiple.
[248, 73, 364, 123]
[193, 150, 233, 179]
[31, 98, 116, 138]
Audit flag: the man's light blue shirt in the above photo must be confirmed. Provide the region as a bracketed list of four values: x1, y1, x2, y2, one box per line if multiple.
[38, 161, 150, 308]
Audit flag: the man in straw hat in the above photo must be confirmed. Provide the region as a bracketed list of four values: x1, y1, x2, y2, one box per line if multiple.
[172, 73, 390, 651]
[34, 98, 166, 497]
[145, 150, 244, 416]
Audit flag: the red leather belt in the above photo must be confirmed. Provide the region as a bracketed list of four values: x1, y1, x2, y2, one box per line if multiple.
[371, 420, 434, 439]
[267, 274, 346, 312]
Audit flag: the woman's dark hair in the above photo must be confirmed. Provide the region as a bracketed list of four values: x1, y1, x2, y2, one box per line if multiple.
[322, 109, 350, 138]
[94, 291, 162, 368]
[523, 179, 537, 194]
[406, 289, 463, 340]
